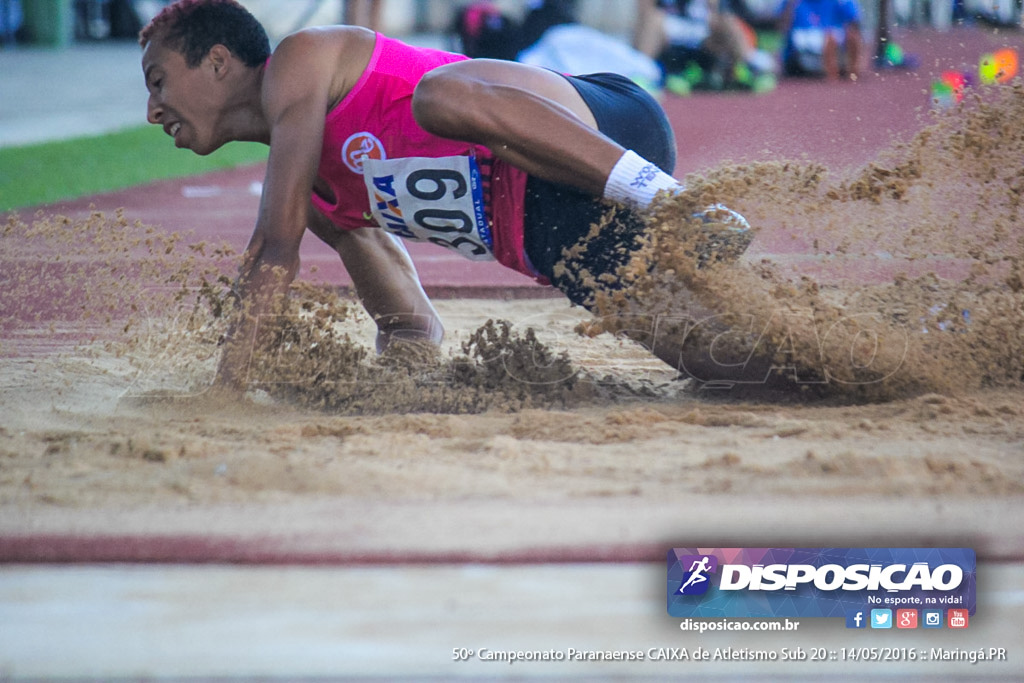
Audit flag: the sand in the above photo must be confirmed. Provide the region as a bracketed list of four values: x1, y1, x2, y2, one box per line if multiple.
[2, 80, 1024, 561]
[1, 282, 1022, 553]
[2, 303, 1022, 512]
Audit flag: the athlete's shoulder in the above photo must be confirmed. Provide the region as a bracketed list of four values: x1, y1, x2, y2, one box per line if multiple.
[264, 27, 377, 110]
[275, 25, 374, 57]
[273, 26, 375, 75]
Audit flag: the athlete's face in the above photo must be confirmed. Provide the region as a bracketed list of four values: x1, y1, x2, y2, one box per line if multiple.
[142, 38, 225, 155]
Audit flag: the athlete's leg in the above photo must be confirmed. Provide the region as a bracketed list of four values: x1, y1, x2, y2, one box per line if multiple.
[416, 63, 759, 382]
[521, 73, 676, 293]
[412, 59, 678, 207]
[524, 74, 748, 290]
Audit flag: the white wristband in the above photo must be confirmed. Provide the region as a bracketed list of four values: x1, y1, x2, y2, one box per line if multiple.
[603, 150, 683, 209]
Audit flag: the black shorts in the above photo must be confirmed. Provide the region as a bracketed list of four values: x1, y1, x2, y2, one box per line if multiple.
[522, 72, 676, 308]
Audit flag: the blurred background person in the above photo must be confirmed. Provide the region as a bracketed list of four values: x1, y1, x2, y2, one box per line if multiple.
[343, 0, 383, 30]
[454, 0, 664, 95]
[780, 0, 863, 80]
[634, 0, 777, 93]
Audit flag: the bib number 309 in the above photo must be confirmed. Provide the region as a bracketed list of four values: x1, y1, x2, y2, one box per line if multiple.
[362, 155, 494, 261]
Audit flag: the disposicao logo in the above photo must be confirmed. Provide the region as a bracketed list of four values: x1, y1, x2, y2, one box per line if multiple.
[667, 548, 976, 619]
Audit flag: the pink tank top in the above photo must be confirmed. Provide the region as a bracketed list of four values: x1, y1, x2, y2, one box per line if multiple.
[312, 34, 539, 281]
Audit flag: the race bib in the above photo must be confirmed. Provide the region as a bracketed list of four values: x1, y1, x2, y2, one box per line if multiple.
[362, 155, 494, 261]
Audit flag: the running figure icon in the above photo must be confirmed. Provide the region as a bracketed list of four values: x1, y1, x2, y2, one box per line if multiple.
[678, 556, 713, 593]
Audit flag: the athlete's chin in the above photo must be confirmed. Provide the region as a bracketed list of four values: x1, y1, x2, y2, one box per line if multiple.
[182, 139, 219, 156]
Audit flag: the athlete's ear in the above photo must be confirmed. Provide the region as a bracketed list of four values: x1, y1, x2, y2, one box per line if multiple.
[207, 44, 232, 78]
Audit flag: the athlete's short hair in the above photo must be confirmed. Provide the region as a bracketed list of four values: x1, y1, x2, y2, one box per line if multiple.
[139, 0, 271, 68]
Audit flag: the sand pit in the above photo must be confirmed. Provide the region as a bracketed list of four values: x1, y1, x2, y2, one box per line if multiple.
[3, 300, 1023, 509]
[2, 289, 1022, 562]
[3, 56, 1024, 564]
[3, 111, 1024, 561]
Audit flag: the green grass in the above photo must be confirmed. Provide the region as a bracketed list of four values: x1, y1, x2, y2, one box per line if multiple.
[0, 125, 268, 212]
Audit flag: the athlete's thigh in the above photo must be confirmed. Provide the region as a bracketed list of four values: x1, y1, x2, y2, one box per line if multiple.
[435, 58, 599, 129]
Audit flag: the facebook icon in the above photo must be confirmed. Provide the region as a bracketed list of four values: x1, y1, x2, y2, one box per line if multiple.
[846, 610, 867, 629]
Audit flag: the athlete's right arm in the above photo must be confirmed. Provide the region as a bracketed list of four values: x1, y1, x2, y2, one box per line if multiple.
[218, 30, 359, 390]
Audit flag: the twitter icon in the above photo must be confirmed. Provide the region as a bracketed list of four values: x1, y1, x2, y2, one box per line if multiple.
[871, 609, 893, 629]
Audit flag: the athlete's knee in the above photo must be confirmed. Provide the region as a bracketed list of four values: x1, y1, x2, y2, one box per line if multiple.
[413, 65, 478, 139]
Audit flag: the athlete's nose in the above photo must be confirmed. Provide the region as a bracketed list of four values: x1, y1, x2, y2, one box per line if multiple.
[147, 95, 163, 125]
